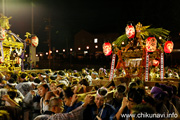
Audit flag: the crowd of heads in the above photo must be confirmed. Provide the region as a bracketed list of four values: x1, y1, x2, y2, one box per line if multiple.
[0, 67, 179, 120]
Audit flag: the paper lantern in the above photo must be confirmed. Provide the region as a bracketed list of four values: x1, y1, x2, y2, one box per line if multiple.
[15, 57, 21, 64]
[146, 37, 157, 52]
[164, 41, 173, 53]
[0, 27, 5, 41]
[103, 42, 112, 56]
[31, 36, 39, 47]
[153, 60, 159, 66]
[125, 25, 135, 39]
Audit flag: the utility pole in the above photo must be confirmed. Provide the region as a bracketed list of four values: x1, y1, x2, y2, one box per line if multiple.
[29, 0, 36, 69]
[45, 18, 52, 69]
[2, 0, 5, 15]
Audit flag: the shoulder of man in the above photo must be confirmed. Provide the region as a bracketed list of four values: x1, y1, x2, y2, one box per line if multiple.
[34, 114, 50, 120]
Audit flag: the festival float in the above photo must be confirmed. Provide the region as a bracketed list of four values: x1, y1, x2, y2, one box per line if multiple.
[0, 14, 38, 71]
[104, 22, 175, 82]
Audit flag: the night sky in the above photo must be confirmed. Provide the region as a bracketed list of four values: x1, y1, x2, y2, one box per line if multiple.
[1, 0, 180, 52]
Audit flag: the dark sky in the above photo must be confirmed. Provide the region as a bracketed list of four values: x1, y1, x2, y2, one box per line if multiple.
[1, 0, 180, 52]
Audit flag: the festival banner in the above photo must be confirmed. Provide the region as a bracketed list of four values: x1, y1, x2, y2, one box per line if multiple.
[145, 51, 149, 81]
[109, 54, 116, 81]
[160, 52, 164, 81]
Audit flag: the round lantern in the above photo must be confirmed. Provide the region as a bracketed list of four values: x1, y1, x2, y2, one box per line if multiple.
[164, 41, 173, 53]
[15, 57, 22, 64]
[103, 42, 112, 56]
[31, 36, 39, 47]
[153, 59, 159, 67]
[146, 37, 157, 52]
[0, 27, 5, 41]
[125, 25, 135, 39]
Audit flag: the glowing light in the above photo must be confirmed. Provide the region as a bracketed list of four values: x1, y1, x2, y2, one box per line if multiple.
[94, 38, 98, 43]
[153, 59, 159, 66]
[125, 25, 135, 39]
[146, 37, 157, 52]
[164, 41, 174, 53]
[159, 36, 162, 39]
[31, 36, 39, 47]
[103, 42, 112, 56]
[84, 51, 88, 54]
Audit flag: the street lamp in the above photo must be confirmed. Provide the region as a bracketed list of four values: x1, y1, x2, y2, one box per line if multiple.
[86, 46, 89, 49]
[63, 49, 65, 52]
[122, 41, 125, 45]
[94, 38, 98, 43]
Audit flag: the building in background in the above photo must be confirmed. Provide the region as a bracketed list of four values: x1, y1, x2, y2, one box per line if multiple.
[74, 30, 119, 58]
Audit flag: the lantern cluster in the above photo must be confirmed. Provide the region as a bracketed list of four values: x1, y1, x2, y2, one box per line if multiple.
[103, 42, 112, 56]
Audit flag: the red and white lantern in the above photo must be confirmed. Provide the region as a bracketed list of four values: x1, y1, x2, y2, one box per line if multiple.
[0, 27, 5, 41]
[164, 41, 173, 53]
[31, 36, 39, 47]
[103, 42, 112, 56]
[153, 59, 159, 67]
[125, 25, 135, 39]
[146, 37, 157, 52]
[15, 57, 22, 64]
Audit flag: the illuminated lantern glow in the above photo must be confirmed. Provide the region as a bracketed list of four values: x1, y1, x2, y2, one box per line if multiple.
[103, 42, 112, 56]
[0, 27, 5, 41]
[125, 25, 135, 39]
[153, 59, 159, 66]
[15, 57, 22, 64]
[146, 37, 157, 52]
[31, 36, 39, 47]
[164, 41, 174, 53]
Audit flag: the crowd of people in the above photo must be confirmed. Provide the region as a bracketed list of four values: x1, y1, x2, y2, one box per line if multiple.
[0, 67, 179, 120]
